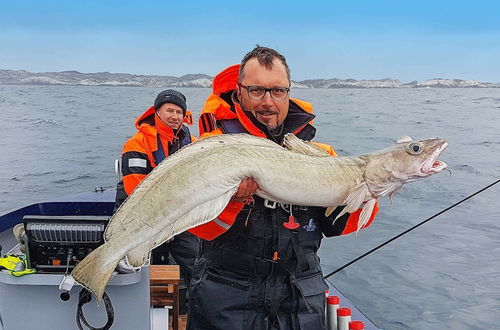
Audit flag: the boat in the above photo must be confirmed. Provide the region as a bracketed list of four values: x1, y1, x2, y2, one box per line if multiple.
[0, 188, 380, 329]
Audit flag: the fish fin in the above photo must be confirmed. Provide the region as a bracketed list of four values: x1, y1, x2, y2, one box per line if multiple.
[125, 248, 151, 269]
[388, 184, 403, 202]
[126, 186, 238, 268]
[191, 133, 281, 149]
[325, 206, 337, 217]
[333, 207, 349, 224]
[158, 133, 279, 163]
[116, 257, 141, 274]
[332, 184, 369, 224]
[71, 244, 122, 303]
[283, 133, 330, 157]
[343, 183, 370, 213]
[357, 199, 377, 232]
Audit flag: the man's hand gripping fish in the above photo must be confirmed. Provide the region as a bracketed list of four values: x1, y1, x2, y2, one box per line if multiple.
[71, 133, 448, 302]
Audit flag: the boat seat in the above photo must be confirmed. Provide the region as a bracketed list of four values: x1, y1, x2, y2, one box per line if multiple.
[150, 265, 180, 330]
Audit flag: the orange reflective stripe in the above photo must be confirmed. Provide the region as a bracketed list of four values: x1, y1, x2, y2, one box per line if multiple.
[188, 221, 227, 241]
[188, 201, 244, 240]
[341, 202, 379, 235]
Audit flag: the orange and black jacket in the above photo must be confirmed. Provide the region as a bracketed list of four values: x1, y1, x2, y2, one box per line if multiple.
[189, 64, 378, 240]
[114, 106, 195, 209]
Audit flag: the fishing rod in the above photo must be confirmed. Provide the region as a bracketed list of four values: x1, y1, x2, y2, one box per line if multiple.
[324, 178, 500, 280]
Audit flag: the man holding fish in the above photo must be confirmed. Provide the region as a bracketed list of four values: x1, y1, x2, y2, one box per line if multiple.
[188, 46, 379, 329]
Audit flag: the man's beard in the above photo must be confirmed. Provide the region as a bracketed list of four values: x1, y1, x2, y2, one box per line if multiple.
[267, 123, 283, 135]
[254, 109, 279, 130]
[240, 102, 283, 134]
[255, 109, 284, 136]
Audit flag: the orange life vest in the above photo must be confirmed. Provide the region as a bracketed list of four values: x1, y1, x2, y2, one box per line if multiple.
[120, 106, 195, 196]
[189, 65, 377, 240]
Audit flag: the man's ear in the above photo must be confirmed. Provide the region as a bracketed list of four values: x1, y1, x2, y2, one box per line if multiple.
[236, 86, 241, 100]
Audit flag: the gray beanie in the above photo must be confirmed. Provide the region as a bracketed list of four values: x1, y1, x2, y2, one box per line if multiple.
[154, 89, 187, 114]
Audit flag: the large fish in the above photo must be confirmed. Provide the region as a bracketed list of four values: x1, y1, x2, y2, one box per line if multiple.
[71, 133, 447, 301]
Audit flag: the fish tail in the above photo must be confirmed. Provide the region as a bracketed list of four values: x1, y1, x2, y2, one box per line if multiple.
[71, 244, 121, 303]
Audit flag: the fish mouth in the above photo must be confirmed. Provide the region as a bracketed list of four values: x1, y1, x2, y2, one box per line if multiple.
[421, 142, 448, 174]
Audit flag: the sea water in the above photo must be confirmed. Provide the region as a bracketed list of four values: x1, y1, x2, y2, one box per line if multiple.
[0, 85, 499, 329]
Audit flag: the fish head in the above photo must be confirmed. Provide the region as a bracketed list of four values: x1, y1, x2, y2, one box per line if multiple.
[363, 137, 448, 198]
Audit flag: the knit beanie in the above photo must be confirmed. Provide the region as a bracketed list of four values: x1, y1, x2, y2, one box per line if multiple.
[154, 89, 187, 114]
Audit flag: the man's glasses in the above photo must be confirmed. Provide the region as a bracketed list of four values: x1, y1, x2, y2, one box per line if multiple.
[238, 84, 290, 102]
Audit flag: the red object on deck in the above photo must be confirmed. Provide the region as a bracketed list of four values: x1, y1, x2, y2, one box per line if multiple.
[349, 320, 365, 329]
[337, 307, 352, 316]
[327, 295, 340, 305]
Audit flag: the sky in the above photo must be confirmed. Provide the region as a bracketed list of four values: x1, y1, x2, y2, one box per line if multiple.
[1, 0, 499, 83]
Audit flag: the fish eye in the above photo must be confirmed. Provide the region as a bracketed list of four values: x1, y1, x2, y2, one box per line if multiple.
[406, 142, 423, 155]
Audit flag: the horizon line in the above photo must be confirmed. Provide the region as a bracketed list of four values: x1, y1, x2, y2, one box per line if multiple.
[1, 67, 498, 85]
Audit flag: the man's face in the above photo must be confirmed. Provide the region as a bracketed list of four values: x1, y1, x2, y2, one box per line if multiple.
[156, 103, 184, 130]
[237, 58, 290, 130]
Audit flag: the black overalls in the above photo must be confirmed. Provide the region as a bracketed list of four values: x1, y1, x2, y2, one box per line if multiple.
[188, 102, 350, 330]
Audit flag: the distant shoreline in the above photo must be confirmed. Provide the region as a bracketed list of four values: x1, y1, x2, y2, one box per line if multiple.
[1, 69, 498, 89]
[2, 84, 500, 90]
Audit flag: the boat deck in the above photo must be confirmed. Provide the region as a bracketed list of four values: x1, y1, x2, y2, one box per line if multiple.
[0, 190, 379, 330]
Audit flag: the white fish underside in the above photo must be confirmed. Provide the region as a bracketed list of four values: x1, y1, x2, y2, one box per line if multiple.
[71, 133, 448, 301]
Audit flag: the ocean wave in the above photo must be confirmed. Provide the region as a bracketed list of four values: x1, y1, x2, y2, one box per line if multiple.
[452, 164, 481, 175]
[23, 171, 57, 177]
[463, 140, 500, 147]
[472, 97, 500, 102]
[33, 119, 59, 126]
[51, 174, 97, 185]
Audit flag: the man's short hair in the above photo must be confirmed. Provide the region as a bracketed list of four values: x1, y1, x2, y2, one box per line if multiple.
[239, 45, 291, 83]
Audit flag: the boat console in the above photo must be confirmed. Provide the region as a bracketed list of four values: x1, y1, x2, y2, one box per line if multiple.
[0, 191, 151, 330]
[21, 215, 109, 272]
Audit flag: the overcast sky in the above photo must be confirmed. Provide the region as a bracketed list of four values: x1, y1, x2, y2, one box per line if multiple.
[1, 0, 499, 82]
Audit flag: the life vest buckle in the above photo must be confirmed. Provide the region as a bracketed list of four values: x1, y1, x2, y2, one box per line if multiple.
[279, 203, 291, 212]
[264, 199, 277, 209]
